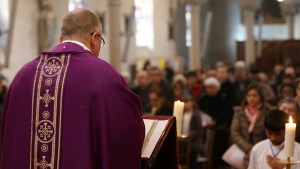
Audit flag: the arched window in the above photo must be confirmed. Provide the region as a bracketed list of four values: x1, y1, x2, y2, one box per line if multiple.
[68, 0, 84, 12]
[185, 4, 191, 47]
[0, 0, 9, 47]
[135, 0, 154, 50]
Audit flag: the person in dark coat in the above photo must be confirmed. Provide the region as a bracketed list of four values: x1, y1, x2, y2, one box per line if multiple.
[144, 87, 173, 116]
[198, 77, 232, 168]
[148, 66, 174, 101]
[131, 70, 150, 112]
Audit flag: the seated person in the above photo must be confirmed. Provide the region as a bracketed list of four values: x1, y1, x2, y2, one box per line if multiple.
[278, 97, 300, 143]
[181, 95, 203, 169]
[200, 110, 215, 127]
[248, 109, 300, 169]
[144, 87, 173, 116]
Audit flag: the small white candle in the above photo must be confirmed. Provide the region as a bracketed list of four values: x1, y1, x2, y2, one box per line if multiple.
[284, 116, 296, 157]
[173, 100, 184, 136]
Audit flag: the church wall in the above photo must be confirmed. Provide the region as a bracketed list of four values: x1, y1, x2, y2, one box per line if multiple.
[152, 0, 176, 60]
[3, 0, 39, 82]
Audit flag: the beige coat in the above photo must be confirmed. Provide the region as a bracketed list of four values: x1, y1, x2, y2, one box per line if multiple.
[230, 105, 272, 152]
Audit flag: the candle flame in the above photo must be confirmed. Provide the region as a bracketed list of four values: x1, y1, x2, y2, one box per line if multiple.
[289, 116, 293, 123]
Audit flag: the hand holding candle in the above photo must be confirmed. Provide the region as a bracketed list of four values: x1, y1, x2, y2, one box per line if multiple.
[284, 116, 296, 158]
[173, 100, 184, 136]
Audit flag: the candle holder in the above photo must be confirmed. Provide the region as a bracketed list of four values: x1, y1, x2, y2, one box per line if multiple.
[278, 157, 300, 169]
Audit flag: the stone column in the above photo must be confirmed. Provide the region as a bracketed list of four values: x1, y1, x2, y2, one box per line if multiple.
[239, 0, 261, 66]
[108, 0, 121, 72]
[185, 0, 207, 70]
[280, 0, 300, 39]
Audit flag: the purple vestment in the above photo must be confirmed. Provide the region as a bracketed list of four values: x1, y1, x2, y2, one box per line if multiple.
[0, 42, 145, 169]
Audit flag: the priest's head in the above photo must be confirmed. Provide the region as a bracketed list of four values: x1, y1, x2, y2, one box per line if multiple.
[60, 8, 104, 57]
[264, 109, 288, 145]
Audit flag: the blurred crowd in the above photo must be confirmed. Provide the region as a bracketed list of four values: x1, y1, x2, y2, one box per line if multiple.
[124, 59, 300, 169]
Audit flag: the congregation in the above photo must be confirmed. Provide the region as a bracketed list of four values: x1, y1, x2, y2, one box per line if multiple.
[126, 59, 300, 169]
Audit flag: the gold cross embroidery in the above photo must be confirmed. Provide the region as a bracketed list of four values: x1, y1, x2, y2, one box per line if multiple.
[45, 59, 61, 75]
[38, 122, 54, 141]
[37, 156, 51, 169]
[41, 90, 54, 107]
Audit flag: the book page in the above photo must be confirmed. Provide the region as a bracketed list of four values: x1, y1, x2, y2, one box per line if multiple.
[142, 119, 158, 153]
[143, 119, 157, 140]
[142, 120, 169, 158]
[222, 144, 245, 169]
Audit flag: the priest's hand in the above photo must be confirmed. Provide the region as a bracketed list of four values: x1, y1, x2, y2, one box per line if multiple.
[267, 155, 284, 169]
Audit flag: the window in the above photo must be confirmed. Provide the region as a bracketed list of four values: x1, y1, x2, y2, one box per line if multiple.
[185, 4, 191, 47]
[135, 0, 154, 50]
[0, 0, 9, 47]
[68, 0, 84, 12]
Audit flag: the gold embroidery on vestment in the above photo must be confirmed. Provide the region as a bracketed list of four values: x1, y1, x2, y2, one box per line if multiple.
[45, 78, 52, 86]
[41, 90, 54, 107]
[31, 54, 70, 169]
[41, 144, 48, 152]
[30, 56, 43, 169]
[37, 156, 51, 169]
[45, 59, 61, 75]
[37, 120, 54, 143]
[42, 111, 50, 119]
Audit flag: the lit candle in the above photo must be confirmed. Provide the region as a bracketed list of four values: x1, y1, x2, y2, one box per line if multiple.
[173, 100, 184, 136]
[284, 116, 296, 157]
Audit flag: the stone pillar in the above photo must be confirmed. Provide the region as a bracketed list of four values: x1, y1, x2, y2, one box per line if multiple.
[175, 0, 188, 59]
[239, 0, 261, 66]
[185, 0, 207, 70]
[190, 2, 201, 70]
[108, 0, 121, 72]
[280, 0, 300, 39]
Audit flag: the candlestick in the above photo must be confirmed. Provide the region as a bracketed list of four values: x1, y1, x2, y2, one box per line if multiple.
[287, 157, 291, 169]
[284, 116, 296, 157]
[173, 100, 184, 136]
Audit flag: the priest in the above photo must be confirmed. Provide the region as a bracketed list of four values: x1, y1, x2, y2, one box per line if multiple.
[0, 8, 145, 169]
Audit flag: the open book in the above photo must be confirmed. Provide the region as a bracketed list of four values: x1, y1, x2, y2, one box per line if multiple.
[142, 119, 169, 158]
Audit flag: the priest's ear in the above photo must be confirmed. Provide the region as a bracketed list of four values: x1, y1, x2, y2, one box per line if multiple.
[59, 36, 63, 43]
[89, 33, 98, 47]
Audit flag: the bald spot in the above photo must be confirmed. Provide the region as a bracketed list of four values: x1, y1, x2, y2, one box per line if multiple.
[61, 8, 102, 40]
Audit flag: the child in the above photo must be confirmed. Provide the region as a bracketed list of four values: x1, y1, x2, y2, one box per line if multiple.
[248, 109, 300, 169]
[182, 95, 203, 169]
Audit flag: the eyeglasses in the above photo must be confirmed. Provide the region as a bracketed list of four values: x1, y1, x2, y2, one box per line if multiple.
[90, 32, 105, 48]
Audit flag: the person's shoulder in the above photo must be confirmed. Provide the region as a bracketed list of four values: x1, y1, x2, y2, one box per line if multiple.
[14, 56, 42, 78]
[252, 139, 268, 152]
[86, 57, 127, 86]
[8, 56, 42, 88]
[233, 106, 245, 116]
[234, 106, 243, 112]
[294, 141, 300, 149]
[263, 103, 275, 111]
[79, 55, 119, 76]
[294, 142, 300, 157]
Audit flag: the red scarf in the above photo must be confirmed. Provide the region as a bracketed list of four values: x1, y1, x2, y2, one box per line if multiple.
[245, 105, 261, 133]
[246, 105, 261, 116]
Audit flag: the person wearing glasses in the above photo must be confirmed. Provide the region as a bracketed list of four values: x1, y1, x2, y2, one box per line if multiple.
[0, 8, 145, 169]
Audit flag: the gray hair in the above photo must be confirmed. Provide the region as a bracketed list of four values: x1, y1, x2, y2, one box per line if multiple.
[204, 77, 221, 90]
[61, 8, 101, 39]
[278, 97, 299, 111]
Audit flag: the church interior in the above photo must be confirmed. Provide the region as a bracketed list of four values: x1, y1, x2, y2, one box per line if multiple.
[2, 0, 300, 168]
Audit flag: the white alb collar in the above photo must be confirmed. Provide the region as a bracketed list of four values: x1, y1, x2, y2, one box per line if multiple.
[62, 40, 91, 52]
